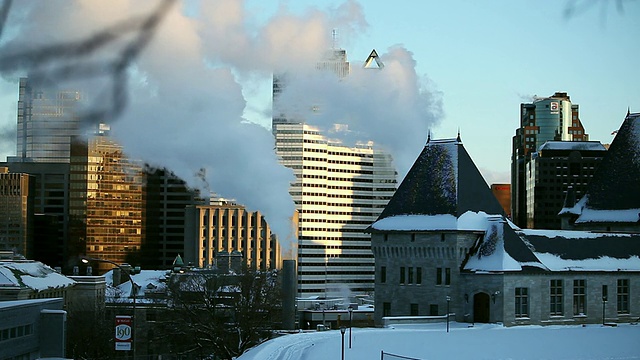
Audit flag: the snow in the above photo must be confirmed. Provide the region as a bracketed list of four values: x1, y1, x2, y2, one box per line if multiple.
[0, 261, 75, 291]
[104, 269, 169, 298]
[464, 218, 526, 272]
[533, 254, 640, 272]
[518, 228, 632, 239]
[576, 208, 640, 223]
[538, 141, 606, 152]
[371, 211, 493, 232]
[237, 323, 640, 360]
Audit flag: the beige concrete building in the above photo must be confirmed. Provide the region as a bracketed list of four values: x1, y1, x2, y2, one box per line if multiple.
[184, 199, 282, 271]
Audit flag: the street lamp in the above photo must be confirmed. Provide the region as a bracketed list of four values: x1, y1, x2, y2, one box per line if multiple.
[347, 305, 353, 349]
[82, 257, 136, 359]
[446, 296, 451, 333]
[340, 326, 346, 360]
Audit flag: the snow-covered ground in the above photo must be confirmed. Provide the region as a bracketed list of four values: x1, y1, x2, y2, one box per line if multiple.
[238, 322, 640, 360]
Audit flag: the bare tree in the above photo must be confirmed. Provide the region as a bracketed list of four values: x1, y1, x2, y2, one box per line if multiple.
[155, 269, 282, 360]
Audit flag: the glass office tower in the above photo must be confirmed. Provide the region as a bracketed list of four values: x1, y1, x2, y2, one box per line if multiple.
[16, 77, 84, 163]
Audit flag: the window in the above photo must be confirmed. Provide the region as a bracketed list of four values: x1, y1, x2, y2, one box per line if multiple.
[408, 267, 414, 284]
[410, 303, 419, 316]
[400, 267, 405, 284]
[445, 268, 451, 285]
[416, 267, 422, 285]
[515, 287, 529, 318]
[436, 268, 442, 285]
[429, 304, 439, 316]
[573, 280, 586, 315]
[550, 280, 563, 316]
[383, 302, 391, 317]
[617, 279, 629, 314]
[380, 266, 386, 283]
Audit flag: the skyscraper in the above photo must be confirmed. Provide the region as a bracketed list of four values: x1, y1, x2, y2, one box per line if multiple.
[272, 48, 397, 297]
[16, 77, 84, 163]
[142, 166, 201, 269]
[68, 124, 143, 274]
[511, 92, 590, 228]
[0, 167, 34, 257]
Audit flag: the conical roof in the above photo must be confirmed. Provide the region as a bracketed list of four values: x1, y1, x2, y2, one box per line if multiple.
[375, 137, 504, 223]
[580, 112, 640, 211]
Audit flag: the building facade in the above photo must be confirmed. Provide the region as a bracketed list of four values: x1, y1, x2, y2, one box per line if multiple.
[0, 168, 34, 258]
[16, 77, 84, 163]
[68, 124, 143, 274]
[184, 199, 281, 271]
[512, 92, 589, 228]
[372, 133, 640, 327]
[143, 166, 201, 269]
[0, 298, 67, 360]
[524, 141, 606, 229]
[273, 47, 397, 297]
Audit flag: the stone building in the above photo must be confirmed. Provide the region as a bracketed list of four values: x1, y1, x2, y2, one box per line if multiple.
[371, 129, 640, 327]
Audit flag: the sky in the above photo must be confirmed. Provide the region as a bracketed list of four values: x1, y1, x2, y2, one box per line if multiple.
[0, 0, 639, 247]
[237, 322, 640, 360]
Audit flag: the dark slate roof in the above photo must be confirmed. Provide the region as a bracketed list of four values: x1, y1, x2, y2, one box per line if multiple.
[580, 112, 640, 211]
[520, 230, 640, 261]
[464, 224, 640, 273]
[376, 137, 504, 221]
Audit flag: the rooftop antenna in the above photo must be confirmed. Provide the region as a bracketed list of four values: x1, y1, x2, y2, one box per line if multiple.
[332, 29, 337, 49]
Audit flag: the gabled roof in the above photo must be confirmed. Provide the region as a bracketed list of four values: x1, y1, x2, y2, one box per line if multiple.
[566, 112, 640, 223]
[372, 137, 503, 229]
[464, 224, 640, 273]
[0, 261, 76, 291]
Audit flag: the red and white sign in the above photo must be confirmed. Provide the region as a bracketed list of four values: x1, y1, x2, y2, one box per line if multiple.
[550, 101, 559, 113]
[115, 315, 132, 351]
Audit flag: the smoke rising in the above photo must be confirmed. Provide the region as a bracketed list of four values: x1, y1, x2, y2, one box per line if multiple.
[0, 0, 443, 253]
[275, 45, 443, 177]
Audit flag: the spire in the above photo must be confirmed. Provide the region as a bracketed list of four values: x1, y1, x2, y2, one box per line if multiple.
[628, 107, 631, 117]
[363, 49, 384, 69]
[426, 130, 431, 144]
[456, 128, 461, 143]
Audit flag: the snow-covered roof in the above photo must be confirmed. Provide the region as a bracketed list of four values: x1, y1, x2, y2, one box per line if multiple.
[371, 137, 503, 230]
[371, 211, 496, 232]
[537, 141, 606, 152]
[104, 269, 170, 299]
[0, 261, 76, 291]
[561, 112, 640, 224]
[463, 219, 640, 273]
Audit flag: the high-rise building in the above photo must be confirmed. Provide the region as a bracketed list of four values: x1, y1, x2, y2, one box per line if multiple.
[0, 167, 34, 257]
[272, 47, 396, 297]
[16, 77, 84, 163]
[184, 198, 281, 271]
[143, 166, 201, 268]
[524, 141, 606, 229]
[0, 161, 70, 269]
[273, 123, 396, 297]
[490, 184, 511, 219]
[68, 124, 143, 274]
[511, 92, 589, 228]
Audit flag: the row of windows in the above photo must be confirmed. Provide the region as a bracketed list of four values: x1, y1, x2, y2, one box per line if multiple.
[515, 279, 630, 318]
[0, 324, 34, 342]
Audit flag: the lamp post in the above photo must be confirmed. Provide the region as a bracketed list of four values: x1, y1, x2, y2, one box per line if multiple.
[82, 257, 136, 359]
[446, 296, 451, 333]
[347, 305, 353, 349]
[602, 295, 607, 325]
[340, 326, 346, 360]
